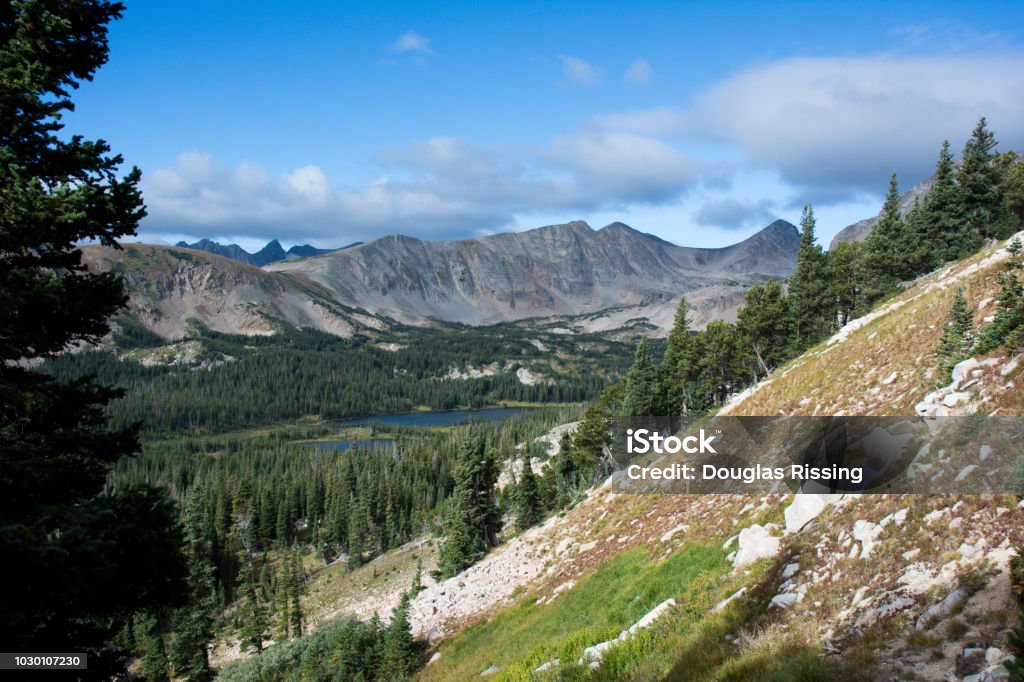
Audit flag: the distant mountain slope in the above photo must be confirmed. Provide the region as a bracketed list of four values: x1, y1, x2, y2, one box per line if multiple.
[266, 219, 799, 331]
[81, 245, 387, 339]
[174, 238, 356, 266]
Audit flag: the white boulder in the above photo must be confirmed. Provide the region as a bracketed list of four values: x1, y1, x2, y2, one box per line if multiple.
[733, 524, 781, 568]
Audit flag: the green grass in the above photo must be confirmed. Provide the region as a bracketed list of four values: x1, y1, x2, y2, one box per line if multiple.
[419, 543, 732, 681]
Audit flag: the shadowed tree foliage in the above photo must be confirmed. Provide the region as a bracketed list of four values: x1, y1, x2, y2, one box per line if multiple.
[0, 1, 186, 674]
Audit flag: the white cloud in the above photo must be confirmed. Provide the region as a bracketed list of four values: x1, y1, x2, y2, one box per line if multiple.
[558, 55, 601, 85]
[596, 54, 1024, 201]
[142, 132, 700, 243]
[392, 30, 432, 55]
[624, 58, 652, 85]
[693, 198, 776, 230]
[548, 131, 697, 202]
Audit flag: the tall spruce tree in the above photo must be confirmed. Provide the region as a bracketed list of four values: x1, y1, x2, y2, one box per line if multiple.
[787, 205, 835, 352]
[0, 1, 186, 672]
[288, 550, 303, 638]
[957, 117, 1015, 242]
[514, 451, 543, 531]
[695, 321, 748, 405]
[380, 592, 421, 680]
[168, 484, 217, 681]
[913, 140, 967, 267]
[438, 432, 499, 577]
[828, 240, 862, 324]
[862, 173, 909, 300]
[654, 297, 698, 417]
[621, 337, 657, 417]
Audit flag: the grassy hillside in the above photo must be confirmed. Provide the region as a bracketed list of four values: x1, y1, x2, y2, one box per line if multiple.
[724, 234, 1024, 417]
[396, 234, 1024, 681]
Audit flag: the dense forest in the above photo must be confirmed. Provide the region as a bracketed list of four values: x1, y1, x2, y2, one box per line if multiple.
[43, 322, 637, 436]
[113, 406, 574, 681]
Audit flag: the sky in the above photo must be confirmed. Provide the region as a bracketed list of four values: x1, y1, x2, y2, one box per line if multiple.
[64, 0, 1024, 251]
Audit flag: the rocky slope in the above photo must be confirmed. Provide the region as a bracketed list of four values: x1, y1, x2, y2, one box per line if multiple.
[81, 244, 387, 339]
[262, 233, 1024, 681]
[266, 219, 799, 333]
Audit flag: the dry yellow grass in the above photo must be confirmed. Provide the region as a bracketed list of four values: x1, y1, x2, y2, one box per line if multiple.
[731, 237, 1023, 418]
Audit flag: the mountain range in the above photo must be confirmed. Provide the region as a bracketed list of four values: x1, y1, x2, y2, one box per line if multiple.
[174, 238, 362, 266]
[86, 219, 799, 340]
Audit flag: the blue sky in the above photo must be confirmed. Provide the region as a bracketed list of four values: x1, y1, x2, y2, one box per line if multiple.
[65, 1, 1024, 250]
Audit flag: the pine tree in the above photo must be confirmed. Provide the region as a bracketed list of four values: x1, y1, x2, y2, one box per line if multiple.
[975, 270, 1024, 354]
[274, 562, 290, 642]
[288, 550, 303, 638]
[136, 612, 171, 682]
[621, 337, 657, 417]
[380, 592, 420, 680]
[1007, 549, 1024, 682]
[654, 298, 698, 417]
[862, 173, 908, 300]
[168, 485, 217, 681]
[695, 321, 748, 406]
[438, 432, 499, 577]
[514, 451, 543, 531]
[957, 117, 1015, 241]
[911, 140, 968, 267]
[828, 240, 862, 324]
[0, 2, 186, 668]
[787, 206, 836, 352]
[236, 568, 268, 655]
[737, 279, 791, 377]
[936, 288, 974, 381]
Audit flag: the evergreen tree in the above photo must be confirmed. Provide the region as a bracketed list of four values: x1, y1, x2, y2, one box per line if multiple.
[862, 173, 909, 299]
[380, 592, 421, 680]
[438, 432, 499, 577]
[828, 240, 862, 324]
[572, 390, 616, 479]
[975, 270, 1024, 354]
[1008, 549, 1024, 682]
[514, 451, 543, 531]
[0, 2, 187, 670]
[737, 279, 791, 377]
[695, 321, 748, 405]
[168, 485, 217, 681]
[936, 288, 974, 381]
[957, 117, 1015, 241]
[913, 140, 970, 267]
[654, 297, 698, 417]
[996, 150, 1024, 228]
[621, 337, 657, 417]
[236, 567, 268, 655]
[288, 550, 303, 638]
[1007, 235, 1024, 270]
[136, 612, 171, 682]
[273, 562, 290, 642]
[787, 206, 836, 352]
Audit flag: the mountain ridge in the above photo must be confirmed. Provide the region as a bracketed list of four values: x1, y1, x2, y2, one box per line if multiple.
[86, 218, 798, 340]
[174, 238, 360, 266]
[266, 219, 799, 331]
